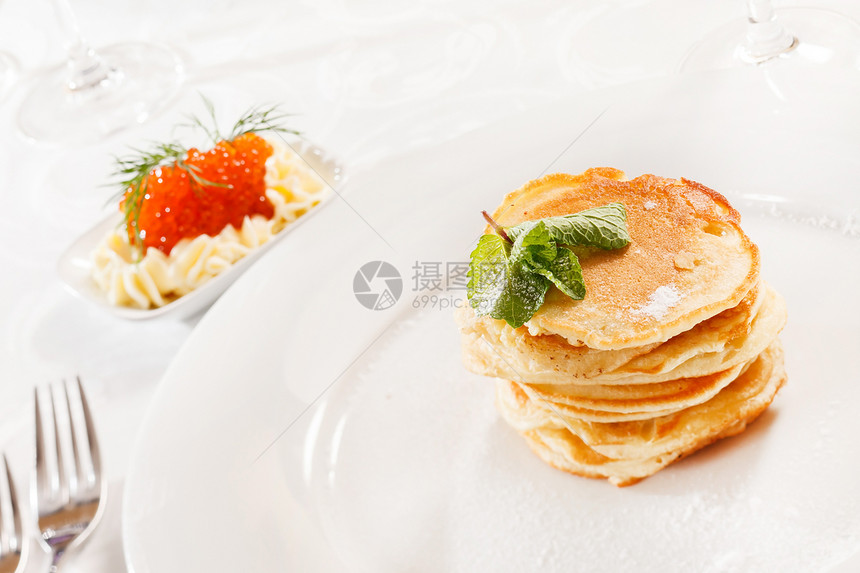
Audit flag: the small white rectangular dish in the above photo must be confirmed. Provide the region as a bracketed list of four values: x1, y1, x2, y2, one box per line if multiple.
[57, 140, 345, 321]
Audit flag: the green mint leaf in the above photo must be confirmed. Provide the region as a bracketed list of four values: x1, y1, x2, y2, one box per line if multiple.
[509, 220, 558, 269]
[531, 246, 586, 300]
[467, 234, 550, 328]
[467, 202, 628, 328]
[510, 221, 585, 300]
[507, 202, 630, 250]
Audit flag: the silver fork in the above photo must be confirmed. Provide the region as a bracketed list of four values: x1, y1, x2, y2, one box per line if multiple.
[34, 377, 106, 572]
[0, 454, 24, 573]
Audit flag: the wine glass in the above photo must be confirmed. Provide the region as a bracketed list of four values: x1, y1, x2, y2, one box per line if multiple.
[0, 0, 19, 101]
[17, 0, 184, 145]
[680, 0, 860, 72]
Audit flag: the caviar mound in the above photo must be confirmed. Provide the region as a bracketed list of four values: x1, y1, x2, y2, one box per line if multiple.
[93, 137, 332, 309]
[122, 133, 275, 254]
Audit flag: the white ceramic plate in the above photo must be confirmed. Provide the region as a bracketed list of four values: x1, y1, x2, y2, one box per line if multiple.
[57, 140, 345, 321]
[123, 68, 860, 572]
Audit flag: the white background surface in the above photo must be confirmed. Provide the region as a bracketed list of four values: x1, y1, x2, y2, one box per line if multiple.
[1, 0, 860, 571]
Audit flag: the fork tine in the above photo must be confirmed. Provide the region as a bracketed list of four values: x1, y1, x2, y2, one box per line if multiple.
[64, 381, 85, 494]
[34, 388, 51, 502]
[49, 385, 70, 507]
[33, 379, 105, 566]
[0, 454, 9, 556]
[4, 456, 21, 555]
[76, 377, 102, 489]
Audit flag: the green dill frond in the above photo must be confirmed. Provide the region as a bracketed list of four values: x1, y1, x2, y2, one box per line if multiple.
[110, 141, 186, 252]
[228, 103, 300, 141]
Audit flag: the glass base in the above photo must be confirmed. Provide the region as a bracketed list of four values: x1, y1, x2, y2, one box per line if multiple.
[0, 51, 18, 101]
[680, 8, 860, 72]
[17, 42, 184, 145]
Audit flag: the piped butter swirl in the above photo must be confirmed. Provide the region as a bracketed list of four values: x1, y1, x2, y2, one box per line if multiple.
[91, 139, 330, 309]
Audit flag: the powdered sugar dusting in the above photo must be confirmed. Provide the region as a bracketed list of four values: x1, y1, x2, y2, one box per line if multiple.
[643, 200, 657, 210]
[633, 284, 682, 320]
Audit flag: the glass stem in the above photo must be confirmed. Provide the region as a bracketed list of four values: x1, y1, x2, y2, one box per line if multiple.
[742, 0, 798, 62]
[51, 0, 116, 92]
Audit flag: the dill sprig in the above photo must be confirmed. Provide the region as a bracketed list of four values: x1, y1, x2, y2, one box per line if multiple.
[110, 97, 298, 254]
[112, 142, 184, 253]
[228, 103, 300, 141]
[179, 96, 300, 143]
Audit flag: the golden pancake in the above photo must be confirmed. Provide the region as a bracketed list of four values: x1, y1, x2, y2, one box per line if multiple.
[459, 168, 785, 486]
[456, 281, 782, 385]
[488, 168, 760, 350]
[610, 284, 784, 384]
[496, 341, 786, 486]
[523, 359, 749, 416]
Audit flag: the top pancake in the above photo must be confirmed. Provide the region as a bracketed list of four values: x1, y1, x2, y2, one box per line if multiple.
[488, 168, 760, 350]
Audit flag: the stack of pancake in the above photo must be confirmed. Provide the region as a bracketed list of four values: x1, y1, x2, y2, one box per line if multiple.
[455, 168, 786, 486]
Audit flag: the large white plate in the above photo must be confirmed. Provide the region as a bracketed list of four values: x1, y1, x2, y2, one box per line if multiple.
[123, 68, 860, 572]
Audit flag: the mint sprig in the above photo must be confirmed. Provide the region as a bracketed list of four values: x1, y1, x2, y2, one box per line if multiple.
[467, 203, 629, 328]
[506, 203, 630, 249]
[467, 234, 550, 329]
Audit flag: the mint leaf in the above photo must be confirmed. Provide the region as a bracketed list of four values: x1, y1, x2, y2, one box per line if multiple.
[510, 222, 584, 300]
[468, 202, 628, 328]
[467, 234, 550, 328]
[510, 220, 557, 269]
[532, 246, 586, 300]
[507, 203, 630, 250]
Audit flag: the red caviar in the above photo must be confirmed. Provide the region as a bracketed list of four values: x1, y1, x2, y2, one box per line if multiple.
[122, 133, 274, 254]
